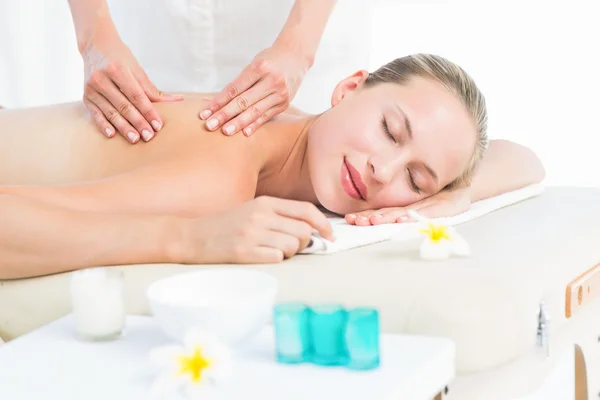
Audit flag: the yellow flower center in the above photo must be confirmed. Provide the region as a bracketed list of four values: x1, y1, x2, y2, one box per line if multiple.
[177, 347, 211, 382]
[420, 223, 451, 242]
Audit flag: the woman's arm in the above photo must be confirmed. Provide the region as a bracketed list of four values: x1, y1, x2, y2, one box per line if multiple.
[0, 194, 183, 279]
[0, 146, 257, 218]
[469, 139, 546, 202]
[0, 194, 333, 280]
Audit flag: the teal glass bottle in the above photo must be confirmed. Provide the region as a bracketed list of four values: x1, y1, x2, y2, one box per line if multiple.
[273, 302, 311, 364]
[345, 307, 380, 370]
[308, 304, 348, 366]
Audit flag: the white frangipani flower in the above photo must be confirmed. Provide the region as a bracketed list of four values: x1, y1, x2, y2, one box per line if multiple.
[149, 328, 232, 399]
[408, 210, 470, 261]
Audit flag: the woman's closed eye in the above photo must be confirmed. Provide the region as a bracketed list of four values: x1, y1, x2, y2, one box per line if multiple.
[381, 116, 420, 193]
[408, 169, 421, 194]
[381, 117, 396, 143]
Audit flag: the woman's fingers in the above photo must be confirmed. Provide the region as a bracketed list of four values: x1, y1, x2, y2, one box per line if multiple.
[210, 197, 334, 264]
[243, 246, 285, 264]
[345, 214, 367, 226]
[229, 224, 306, 264]
[345, 206, 420, 226]
[85, 90, 141, 144]
[345, 210, 390, 225]
[267, 198, 333, 241]
[371, 212, 406, 225]
[344, 213, 358, 225]
[264, 216, 314, 251]
[255, 230, 302, 259]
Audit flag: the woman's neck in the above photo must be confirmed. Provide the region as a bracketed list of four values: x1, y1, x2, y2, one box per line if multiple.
[255, 114, 319, 205]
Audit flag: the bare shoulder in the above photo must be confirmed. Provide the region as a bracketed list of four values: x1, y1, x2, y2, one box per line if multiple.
[150, 97, 265, 165]
[150, 93, 302, 161]
[133, 97, 265, 213]
[0, 97, 261, 217]
[141, 93, 307, 194]
[284, 104, 309, 117]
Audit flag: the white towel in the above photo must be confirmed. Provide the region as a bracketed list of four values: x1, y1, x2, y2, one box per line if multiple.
[301, 184, 545, 254]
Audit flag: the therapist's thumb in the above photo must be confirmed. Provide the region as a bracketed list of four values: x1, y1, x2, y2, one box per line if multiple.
[137, 71, 184, 103]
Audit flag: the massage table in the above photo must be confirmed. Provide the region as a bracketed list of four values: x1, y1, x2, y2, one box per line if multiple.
[1, 185, 599, 399]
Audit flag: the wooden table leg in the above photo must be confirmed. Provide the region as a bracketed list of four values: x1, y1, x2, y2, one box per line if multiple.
[575, 344, 588, 400]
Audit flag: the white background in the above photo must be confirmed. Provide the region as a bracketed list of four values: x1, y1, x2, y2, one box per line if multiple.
[1, 1, 598, 187]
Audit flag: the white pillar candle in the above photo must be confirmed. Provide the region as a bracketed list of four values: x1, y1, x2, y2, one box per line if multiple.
[70, 267, 125, 341]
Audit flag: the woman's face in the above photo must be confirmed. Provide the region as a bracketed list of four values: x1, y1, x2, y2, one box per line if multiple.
[307, 71, 478, 215]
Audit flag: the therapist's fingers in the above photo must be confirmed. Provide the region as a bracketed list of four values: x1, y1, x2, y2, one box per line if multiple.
[110, 69, 159, 141]
[229, 89, 286, 136]
[242, 103, 287, 137]
[86, 72, 143, 143]
[83, 98, 116, 139]
[217, 82, 280, 136]
[135, 69, 184, 105]
[85, 90, 141, 144]
[205, 80, 272, 135]
[99, 77, 156, 142]
[199, 63, 262, 124]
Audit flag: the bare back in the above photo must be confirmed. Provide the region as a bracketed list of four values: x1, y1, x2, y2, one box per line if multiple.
[0, 94, 310, 218]
[0, 94, 302, 186]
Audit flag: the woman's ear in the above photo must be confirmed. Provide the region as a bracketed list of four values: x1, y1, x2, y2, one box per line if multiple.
[330, 70, 370, 107]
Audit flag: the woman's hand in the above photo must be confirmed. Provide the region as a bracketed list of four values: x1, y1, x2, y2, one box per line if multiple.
[81, 33, 183, 144]
[345, 187, 472, 226]
[199, 44, 309, 137]
[182, 196, 333, 264]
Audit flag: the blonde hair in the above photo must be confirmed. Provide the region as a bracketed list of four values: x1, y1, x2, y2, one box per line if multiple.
[365, 53, 488, 189]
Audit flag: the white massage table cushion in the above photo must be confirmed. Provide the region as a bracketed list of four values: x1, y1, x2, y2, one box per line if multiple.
[274, 186, 599, 373]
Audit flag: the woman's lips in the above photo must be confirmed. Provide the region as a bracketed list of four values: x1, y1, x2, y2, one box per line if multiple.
[341, 158, 367, 200]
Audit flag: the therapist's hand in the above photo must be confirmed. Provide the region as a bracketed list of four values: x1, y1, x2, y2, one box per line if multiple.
[81, 36, 183, 143]
[345, 187, 472, 226]
[183, 196, 333, 264]
[199, 45, 309, 137]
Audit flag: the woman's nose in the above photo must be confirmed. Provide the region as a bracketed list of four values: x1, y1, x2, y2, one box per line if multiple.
[368, 151, 404, 185]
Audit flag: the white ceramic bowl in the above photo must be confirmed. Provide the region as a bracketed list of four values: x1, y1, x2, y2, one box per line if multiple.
[146, 268, 278, 346]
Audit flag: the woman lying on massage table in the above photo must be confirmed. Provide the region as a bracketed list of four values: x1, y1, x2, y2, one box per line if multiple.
[0, 54, 545, 279]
